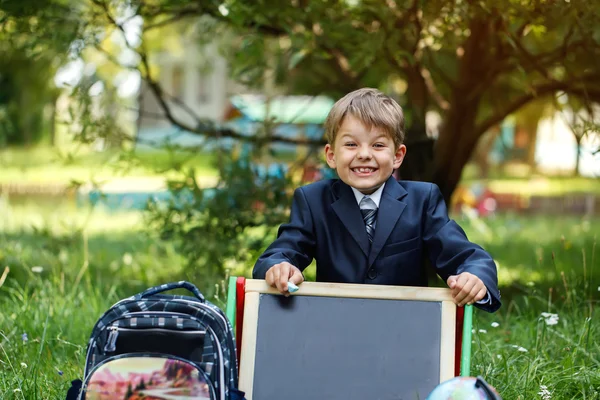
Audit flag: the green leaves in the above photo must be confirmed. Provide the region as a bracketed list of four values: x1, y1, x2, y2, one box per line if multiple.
[145, 148, 295, 298]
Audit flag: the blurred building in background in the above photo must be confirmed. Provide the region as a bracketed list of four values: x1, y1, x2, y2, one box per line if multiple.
[136, 41, 237, 148]
[135, 39, 334, 152]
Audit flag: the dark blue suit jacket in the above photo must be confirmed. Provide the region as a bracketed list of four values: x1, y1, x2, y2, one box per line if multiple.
[253, 176, 500, 312]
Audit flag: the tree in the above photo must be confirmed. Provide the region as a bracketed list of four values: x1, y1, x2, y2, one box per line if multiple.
[0, 0, 83, 146]
[4, 0, 600, 197]
[96, 0, 599, 202]
[553, 93, 598, 176]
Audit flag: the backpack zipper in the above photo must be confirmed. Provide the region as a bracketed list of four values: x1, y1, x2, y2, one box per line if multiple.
[103, 326, 206, 353]
[104, 326, 119, 353]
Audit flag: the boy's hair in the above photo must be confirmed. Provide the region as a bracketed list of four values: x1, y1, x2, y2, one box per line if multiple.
[324, 88, 405, 148]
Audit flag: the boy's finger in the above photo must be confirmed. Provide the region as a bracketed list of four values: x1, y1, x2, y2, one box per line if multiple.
[473, 286, 487, 303]
[454, 279, 476, 305]
[271, 266, 281, 289]
[446, 275, 458, 289]
[462, 284, 481, 306]
[265, 267, 275, 287]
[278, 264, 290, 293]
[290, 268, 304, 285]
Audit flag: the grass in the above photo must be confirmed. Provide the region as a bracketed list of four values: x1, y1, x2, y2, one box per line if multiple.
[1, 201, 599, 398]
[0, 146, 218, 185]
[464, 177, 600, 196]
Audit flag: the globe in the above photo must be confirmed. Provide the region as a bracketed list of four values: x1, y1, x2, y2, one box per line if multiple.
[426, 376, 502, 400]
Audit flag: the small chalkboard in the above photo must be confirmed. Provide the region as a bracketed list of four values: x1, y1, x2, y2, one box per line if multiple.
[239, 280, 456, 400]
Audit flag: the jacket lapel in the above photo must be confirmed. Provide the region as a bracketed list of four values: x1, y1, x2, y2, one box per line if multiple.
[331, 181, 370, 257]
[368, 177, 408, 267]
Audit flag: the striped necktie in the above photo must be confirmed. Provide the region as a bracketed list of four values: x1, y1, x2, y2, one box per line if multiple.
[359, 196, 377, 243]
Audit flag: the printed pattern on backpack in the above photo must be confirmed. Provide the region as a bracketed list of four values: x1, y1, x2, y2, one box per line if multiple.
[73, 281, 243, 400]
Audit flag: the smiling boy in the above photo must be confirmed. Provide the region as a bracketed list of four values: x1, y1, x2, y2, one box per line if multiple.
[253, 88, 500, 312]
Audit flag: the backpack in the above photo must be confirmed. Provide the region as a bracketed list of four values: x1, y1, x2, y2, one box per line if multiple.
[66, 281, 245, 400]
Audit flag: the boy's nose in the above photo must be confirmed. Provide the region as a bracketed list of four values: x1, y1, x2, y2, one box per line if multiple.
[357, 146, 372, 159]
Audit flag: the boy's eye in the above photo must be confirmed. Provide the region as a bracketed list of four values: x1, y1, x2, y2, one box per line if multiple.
[344, 142, 357, 147]
[373, 143, 386, 148]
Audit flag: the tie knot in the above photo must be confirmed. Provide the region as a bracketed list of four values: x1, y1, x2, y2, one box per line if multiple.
[359, 196, 376, 210]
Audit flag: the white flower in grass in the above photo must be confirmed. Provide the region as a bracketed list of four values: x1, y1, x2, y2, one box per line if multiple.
[540, 312, 559, 326]
[496, 354, 502, 359]
[538, 384, 552, 399]
[31, 266, 44, 273]
[491, 322, 500, 328]
[511, 345, 528, 352]
[478, 329, 487, 333]
[20, 362, 27, 369]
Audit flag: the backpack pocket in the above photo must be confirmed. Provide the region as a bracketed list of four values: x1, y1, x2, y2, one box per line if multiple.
[82, 354, 216, 400]
[104, 326, 207, 363]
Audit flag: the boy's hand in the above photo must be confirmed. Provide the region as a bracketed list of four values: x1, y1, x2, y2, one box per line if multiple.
[446, 272, 487, 307]
[265, 262, 304, 295]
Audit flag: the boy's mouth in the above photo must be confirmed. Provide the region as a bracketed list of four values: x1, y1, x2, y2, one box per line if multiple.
[351, 167, 377, 174]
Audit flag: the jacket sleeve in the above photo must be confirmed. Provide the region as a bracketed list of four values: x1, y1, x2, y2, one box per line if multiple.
[253, 187, 316, 279]
[422, 183, 501, 312]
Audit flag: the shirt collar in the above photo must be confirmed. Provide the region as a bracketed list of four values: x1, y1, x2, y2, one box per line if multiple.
[351, 183, 385, 208]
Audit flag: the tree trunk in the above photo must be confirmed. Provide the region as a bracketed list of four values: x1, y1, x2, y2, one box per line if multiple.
[432, 98, 482, 205]
[429, 15, 498, 204]
[527, 128, 538, 172]
[397, 125, 435, 183]
[49, 95, 57, 147]
[396, 65, 435, 183]
[574, 136, 582, 176]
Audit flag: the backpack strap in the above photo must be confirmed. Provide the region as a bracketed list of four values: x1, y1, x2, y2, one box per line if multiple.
[65, 379, 82, 400]
[135, 281, 205, 302]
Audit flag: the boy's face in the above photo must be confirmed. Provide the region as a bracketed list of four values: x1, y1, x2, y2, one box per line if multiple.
[325, 114, 406, 195]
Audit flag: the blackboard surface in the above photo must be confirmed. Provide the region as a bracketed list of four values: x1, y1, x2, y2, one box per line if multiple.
[252, 293, 442, 400]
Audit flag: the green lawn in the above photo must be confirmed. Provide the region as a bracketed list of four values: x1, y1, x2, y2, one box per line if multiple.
[1, 186, 599, 398]
[0, 146, 218, 185]
[464, 177, 600, 196]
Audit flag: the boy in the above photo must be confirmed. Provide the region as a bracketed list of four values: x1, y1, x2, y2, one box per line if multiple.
[253, 88, 500, 312]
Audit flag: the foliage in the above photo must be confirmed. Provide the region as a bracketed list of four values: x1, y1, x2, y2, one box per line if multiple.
[2, 0, 600, 194]
[0, 0, 83, 145]
[144, 149, 295, 298]
[66, 0, 600, 200]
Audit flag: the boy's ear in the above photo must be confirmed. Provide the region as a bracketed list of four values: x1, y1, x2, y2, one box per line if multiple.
[325, 144, 336, 168]
[393, 144, 407, 169]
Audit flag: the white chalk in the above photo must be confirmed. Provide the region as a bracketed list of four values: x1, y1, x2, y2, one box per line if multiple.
[287, 282, 299, 293]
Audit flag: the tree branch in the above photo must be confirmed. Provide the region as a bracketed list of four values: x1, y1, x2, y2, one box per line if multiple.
[474, 76, 600, 139]
[143, 8, 204, 31]
[137, 42, 325, 146]
[423, 48, 457, 90]
[419, 65, 450, 110]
